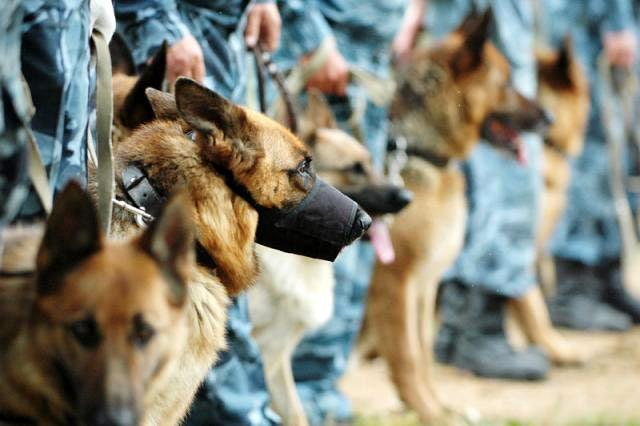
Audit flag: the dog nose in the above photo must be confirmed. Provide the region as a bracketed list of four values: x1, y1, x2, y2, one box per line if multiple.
[349, 208, 372, 241]
[390, 188, 413, 210]
[94, 406, 137, 426]
[540, 107, 555, 126]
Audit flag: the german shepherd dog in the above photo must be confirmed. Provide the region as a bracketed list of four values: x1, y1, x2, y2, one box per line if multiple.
[0, 183, 193, 425]
[108, 78, 367, 424]
[364, 10, 551, 422]
[535, 37, 589, 249]
[509, 37, 590, 364]
[248, 90, 411, 426]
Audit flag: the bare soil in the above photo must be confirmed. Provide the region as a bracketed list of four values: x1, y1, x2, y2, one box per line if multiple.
[340, 329, 640, 425]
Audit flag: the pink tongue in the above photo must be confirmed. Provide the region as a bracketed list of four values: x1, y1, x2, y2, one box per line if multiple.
[369, 220, 395, 264]
[516, 138, 528, 166]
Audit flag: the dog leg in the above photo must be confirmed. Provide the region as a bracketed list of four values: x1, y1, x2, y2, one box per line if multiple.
[255, 318, 309, 426]
[368, 263, 445, 422]
[511, 285, 583, 365]
[416, 266, 446, 403]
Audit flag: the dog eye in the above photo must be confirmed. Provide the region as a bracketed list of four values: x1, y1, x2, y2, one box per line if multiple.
[296, 158, 312, 175]
[68, 316, 101, 349]
[131, 314, 155, 348]
[350, 162, 365, 175]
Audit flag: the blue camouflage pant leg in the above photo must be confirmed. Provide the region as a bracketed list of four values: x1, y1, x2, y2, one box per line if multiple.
[18, 0, 91, 219]
[185, 295, 280, 426]
[447, 134, 542, 297]
[0, 0, 31, 231]
[291, 95, 386, 426]
[551, 129, 623, 265]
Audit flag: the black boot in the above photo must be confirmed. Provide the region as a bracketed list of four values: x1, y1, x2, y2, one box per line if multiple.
[600, 259, 640, 324]
[435, 280, 549, 381]
[548, 258, 631, 331]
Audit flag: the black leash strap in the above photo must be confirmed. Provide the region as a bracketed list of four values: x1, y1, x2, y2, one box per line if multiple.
[251, 45, 299, 134]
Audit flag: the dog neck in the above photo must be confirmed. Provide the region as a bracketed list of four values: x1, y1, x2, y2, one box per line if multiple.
[110, 120, 259, 296]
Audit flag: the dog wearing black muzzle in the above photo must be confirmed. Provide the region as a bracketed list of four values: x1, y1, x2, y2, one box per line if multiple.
[249, 90, 411, 426]
[103, 79, 369, 425]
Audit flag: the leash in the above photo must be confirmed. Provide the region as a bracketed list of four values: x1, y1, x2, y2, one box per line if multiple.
[597, 53, 640, 296]
[91, 28, 115, 235]
[252, 45, 299, 133]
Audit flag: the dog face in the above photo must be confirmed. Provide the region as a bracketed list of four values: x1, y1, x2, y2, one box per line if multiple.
[171, 79, 313, 210]
[392, 9, 550, 159]
[34, 183, 192, 426]
[537, 37, 590, 156]
[300, 90, 412, 215]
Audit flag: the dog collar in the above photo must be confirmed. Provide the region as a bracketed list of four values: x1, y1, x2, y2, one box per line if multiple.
[406, 146, 451, 168]
[543, 138, 569, 159]
[119, 164, 218, 271]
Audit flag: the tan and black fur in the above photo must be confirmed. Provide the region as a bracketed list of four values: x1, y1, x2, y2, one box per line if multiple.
[108, 78, 321, 424]
[249, 91, 409, 426]
[0, 183, 193, 425]
[365, 11, 549, 422]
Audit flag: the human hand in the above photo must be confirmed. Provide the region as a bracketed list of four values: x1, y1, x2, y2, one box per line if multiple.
[302, 43, 350, 96]
[603, 30, 637, 68]
[392, 0, 426, 64]
[166, 35, 205, 85]
[245, 3, 282, 52]
[90, 0, 116, 41]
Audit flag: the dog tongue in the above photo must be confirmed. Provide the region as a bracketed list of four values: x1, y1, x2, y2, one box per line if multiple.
[516, 138, 528, 166]
[369, 220, 395, 264]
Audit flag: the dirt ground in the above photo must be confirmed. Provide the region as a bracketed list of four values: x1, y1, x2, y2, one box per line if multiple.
[340, 328, 640, 425]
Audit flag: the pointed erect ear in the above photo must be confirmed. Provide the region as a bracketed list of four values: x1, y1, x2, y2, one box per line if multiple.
[119, 41, 168, 130]
[146, 88, 179, 121]
[137, 191, 194, 306]
[173, 77, 249, 138]
[305, 89, 337, 130]
[455, 3, 481, 35]
[451, 8, 493, 75]
[556, 35, 573, 76]
[36, 182, 103, 296]
[110, 32, 136, 76]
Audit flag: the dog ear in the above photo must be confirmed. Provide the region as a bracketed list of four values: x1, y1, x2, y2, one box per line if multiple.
[36, 182, 103, 296]
[555, 36, 574, 81]
[173, 77, 249, 139]
[137, 191, 194, 306]
[110, 32, 136, 76]
[451, 7, 493, 75]
[305, 89, 337, 129]
[119, 42, 168, 130]
[145, 88, 179, 120]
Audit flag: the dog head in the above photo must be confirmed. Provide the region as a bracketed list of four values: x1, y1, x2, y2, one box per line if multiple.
[300, 90, 412, 216]
[110, 34, 167, 144]
[34, 183, 192, 426]
[537, 36, 589, 157]
[392, 8, 551, 160]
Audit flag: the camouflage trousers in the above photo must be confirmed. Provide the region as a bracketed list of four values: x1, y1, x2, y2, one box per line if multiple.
[17, 0, 92, 219]
[291, 93, 387, 426]
[446, 135, 543, 297]
[0, 1, 31, 231]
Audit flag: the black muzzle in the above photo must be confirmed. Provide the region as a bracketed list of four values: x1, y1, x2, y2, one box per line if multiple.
[255, 178, 372, 261]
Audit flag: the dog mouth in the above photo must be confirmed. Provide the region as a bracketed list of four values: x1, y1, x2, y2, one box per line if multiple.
[481, 114, 527, 165]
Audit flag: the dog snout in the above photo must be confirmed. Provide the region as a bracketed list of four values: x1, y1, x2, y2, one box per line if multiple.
[388, 187, 413, 211]
[93, 404, 138, 426]
[349, 208, 372, 241]
[540, 107, 555, 127]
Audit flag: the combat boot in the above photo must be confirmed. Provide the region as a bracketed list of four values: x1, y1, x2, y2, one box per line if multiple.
[436, 280, 549, 381]
[548, 257, 631, 331]
[600, 259, 640, 324]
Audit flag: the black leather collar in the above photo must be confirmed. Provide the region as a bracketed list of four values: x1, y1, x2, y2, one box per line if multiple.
[406, 146, 451, 168]
[543, 138, 569, 158]
[120, 164, 218, 271]
[121, 165, 166, 218]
